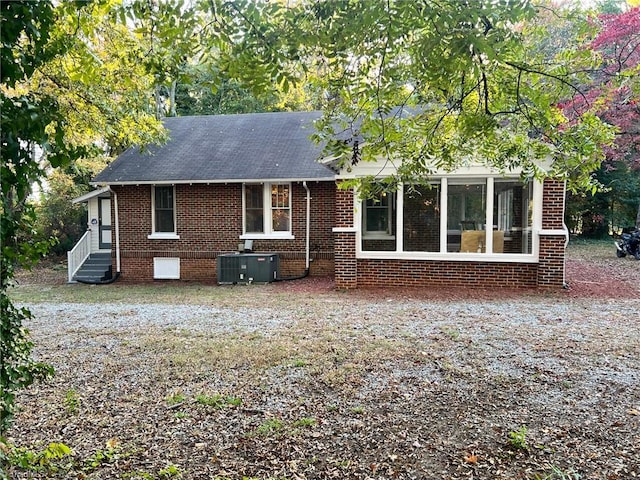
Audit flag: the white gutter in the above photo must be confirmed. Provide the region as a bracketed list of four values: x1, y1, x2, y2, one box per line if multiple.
[109, 187, 121, 274]
[303, 181, 311, 270]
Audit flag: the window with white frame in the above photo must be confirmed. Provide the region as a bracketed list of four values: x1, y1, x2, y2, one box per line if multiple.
[361, 178, 534, 255]
[493, 180, 533, 254]
[243, 183, 292, 236]
[447, 180, 487, 253]
[361, 189, 396, 251]
[403, 183, 440, 252]
[152, 185, 176, 235]
[363, 191, 395, 235]
[271, 184, 291, 232]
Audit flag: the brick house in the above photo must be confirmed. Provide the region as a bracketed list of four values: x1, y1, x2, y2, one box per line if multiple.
[68, 111, 569, 289]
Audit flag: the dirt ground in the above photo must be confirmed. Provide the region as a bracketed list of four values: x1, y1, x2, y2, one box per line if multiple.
[3, 241, 639, 480]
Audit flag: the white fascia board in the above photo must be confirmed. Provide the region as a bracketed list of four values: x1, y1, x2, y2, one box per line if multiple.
[72, 186, 111, 204]
[334, 156, 555, 180]
[337, 165, 528, 180]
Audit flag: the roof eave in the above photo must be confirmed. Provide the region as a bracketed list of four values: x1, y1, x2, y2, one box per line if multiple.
[72, 186, 111, 204]
[91, 177, 336, 187]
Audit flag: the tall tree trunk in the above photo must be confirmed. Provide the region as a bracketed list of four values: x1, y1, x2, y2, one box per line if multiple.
[169, 80, 177, 117]
[154, 86, 163, 120]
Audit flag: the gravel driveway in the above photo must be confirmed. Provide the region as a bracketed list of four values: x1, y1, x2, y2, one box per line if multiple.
[7, 290, 640, 480]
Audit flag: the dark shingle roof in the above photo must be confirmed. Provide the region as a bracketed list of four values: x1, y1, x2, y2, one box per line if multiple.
[93, 112, 334, 184]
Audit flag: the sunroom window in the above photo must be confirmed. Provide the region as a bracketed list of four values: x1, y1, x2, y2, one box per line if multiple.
[494, 180, 533, 254]
[403, 184, 440, 252]
[359, 178, 535, 256]
[447, 181, 487, 253]
[361, 190, 396, 251]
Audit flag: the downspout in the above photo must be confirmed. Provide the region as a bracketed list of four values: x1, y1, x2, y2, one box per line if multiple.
[304, 181, 311, 271]
[562, 180, 570, 289]
[273, 181, 311, 282]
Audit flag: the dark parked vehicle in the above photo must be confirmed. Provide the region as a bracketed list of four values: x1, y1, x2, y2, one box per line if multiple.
[615, 228, 640, 260]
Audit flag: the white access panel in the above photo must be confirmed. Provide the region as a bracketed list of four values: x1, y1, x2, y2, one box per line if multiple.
[153, 257, 180, 279]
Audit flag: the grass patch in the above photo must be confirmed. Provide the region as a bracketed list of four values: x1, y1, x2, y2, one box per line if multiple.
[565, 238, 615, 262]
[195, 393, 242, 409]
[292, 417, 316, 428]
[255, 418, 285, 436]
[530, 465, 581, 479]
[166, 392, 186, 406]
[508, 426, 529, 451]
[63, 389, 80, 415]
[8, 280, 317, 309]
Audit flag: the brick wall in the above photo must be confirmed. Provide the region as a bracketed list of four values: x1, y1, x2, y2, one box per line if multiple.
[111, 178, 567, 289]
[334, 183, 358, 288]
[111, 182, 334, 282]
[541, 179, 566, 230]
[357, 259, 538, 288]
[537, 236, 566, 287]
[538, 179, 567, 288]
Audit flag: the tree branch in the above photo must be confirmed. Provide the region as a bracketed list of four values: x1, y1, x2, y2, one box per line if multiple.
[505, 60, 589, 105]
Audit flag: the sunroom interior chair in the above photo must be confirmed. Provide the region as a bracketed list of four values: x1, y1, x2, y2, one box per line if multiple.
[461, 230, 504, 253]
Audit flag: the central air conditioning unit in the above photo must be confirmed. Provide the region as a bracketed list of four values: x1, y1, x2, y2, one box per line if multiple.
[217, 253, 279, 284]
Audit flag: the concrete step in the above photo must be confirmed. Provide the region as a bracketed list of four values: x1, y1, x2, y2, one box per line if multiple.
[73, 255, 112, 282]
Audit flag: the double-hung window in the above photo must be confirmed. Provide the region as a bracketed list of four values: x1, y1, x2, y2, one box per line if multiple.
[243, 183, 292, 238]
[149, 185, 179, 239]
[363, 193, 394, 236]
[361, 190, 396, 251]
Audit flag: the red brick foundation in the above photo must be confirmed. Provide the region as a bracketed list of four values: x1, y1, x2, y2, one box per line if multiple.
[356, 259, 537, 289]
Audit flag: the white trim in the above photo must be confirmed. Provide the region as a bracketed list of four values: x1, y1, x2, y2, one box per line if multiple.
[357, 251, 539, 263]
[395, 184, 404, 252]
[148, 233, 181, 240]
[538, 229, 569, 236]
[239, 233, 294, 240]
[440, 178, 448, 252]
[72, 186, 110, 204]
[332, 227, 357, 233]
[151, 185, 177, 236]
[303, 181, 311, 270]
[242, 182, 293, 236]
[485, 178, 494, 253]
[111, 188, 121, 274]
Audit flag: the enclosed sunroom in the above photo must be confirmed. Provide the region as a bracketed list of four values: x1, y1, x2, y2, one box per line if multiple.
[333, 161, 568, 289]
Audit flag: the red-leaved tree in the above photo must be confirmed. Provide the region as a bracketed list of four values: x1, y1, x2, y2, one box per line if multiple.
[562, 7, 640, 232]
